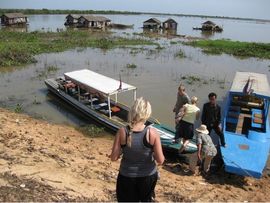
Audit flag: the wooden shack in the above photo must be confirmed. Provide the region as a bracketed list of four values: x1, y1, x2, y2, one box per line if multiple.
[143, 18, 161, 29]
[78, 15, 111, 28]
[163, 18, 177, 30]
[202, 20, 216, 30]
[1, 13, 28, 26]
[201, 20, 223, 31]
[65, 14, 81, 26]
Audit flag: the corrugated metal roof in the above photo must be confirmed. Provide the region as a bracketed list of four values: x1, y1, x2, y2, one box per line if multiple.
[2, 13, 27, 18]
[66, 14, 82, 19]
[79, 15, 111, 22]
[163, 18, 177, 24]
[143, 18, 161, 24]
[230, 72, 270, 98]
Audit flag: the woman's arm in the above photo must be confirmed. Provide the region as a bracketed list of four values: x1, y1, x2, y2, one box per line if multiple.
[109, 128, 124, 161]
[197, 143, 202, 161]
[149, 128, 165, 165]
[196, 110, 200, 120]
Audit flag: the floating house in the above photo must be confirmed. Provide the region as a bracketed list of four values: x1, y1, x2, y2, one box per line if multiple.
[64, 14, 81, 26]
[163, 18, 177, 30]
[78, 15, 111, 29]
[143, 18, 162, 29]
[1, 13, 28, 26]
[201, 20, 223, 32]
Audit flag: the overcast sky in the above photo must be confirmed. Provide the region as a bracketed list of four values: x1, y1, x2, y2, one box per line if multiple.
[0, 0, 269, 20]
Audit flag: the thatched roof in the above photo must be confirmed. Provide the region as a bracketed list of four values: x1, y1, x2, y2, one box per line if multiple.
[202, 20, 216, 25]
[143, 18, 161, 24]
[163, 18, 177, 24]
[2, 13, 27, 18]
[79, 15, 111, 22]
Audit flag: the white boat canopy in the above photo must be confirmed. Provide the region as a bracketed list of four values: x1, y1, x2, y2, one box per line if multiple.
[230, 72, 270, 98]
[64, 69, 137, 96]
[64, 69, 137, 118]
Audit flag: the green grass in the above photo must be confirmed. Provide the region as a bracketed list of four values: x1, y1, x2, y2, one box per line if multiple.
[0, 30, 157, 67]
[76, 124, 105, 137]
[184, 39, 270, 59]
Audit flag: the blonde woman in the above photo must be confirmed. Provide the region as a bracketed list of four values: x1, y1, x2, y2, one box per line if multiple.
[110, 97, 164, 202]
[176, 96, 200, 153]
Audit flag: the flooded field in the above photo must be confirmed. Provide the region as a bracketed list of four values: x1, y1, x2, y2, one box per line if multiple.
[1, 40, 269, 127]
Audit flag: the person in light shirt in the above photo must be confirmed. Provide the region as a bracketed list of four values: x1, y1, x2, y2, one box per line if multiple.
[175, 96, 200, 153]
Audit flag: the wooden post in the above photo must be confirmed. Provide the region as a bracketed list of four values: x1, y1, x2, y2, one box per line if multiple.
[90, 94, 93, 108]
[108, 96, 111, 118]
[133, 89, 137, 101]
[115, 93, 118, 103]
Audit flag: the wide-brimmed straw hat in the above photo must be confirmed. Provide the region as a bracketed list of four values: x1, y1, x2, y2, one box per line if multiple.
[196, 124, 209, 134]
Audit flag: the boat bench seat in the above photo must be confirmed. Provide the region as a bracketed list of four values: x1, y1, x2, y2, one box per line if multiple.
[111, 106, 121, 113]
[251, 108, 263, 129]
[227, 111, 239, 119]
[94, 102, 108, 110]
[226, 111, 239, 124]
[89, 98, 98, 103]
[229, 106, 241, 112]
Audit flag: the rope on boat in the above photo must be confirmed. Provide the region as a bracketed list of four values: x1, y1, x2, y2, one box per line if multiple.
[222, 155, 253, 177]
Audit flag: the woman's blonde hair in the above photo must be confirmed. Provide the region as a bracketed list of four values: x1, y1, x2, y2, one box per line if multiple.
[127, 97, 152, 147]
[191, 96, 198, 104]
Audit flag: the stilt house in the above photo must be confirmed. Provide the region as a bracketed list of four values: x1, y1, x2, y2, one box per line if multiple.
[1, 13, 28, 26]
[143, 18, 162, 29]
[163, 18, 177, 30]
[65, 14, 81, 26]
[78, 15, 111, 28]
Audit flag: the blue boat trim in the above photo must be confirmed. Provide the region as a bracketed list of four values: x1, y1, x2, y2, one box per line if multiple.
[221, 72, 270, 179]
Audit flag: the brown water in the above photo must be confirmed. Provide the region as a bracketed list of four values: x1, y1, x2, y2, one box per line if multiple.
[1, 41, 269, 127]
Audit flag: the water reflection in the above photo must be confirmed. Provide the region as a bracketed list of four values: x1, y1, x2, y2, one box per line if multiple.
[200, 30, 215, 39]
[1, 25, 28, 32]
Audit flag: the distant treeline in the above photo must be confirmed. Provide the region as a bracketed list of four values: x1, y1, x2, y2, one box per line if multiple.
[0, 8, 270, 22]
[0, 8, 140, 15]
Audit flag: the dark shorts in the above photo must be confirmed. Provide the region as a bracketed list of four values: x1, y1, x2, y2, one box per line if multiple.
[178, 120, 194, 140]
[116, 172, 158, 202]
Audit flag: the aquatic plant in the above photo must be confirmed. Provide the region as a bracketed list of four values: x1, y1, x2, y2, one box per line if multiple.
[170, 41, 178, 45]
[184, 39, 270, 59]
[0, 30, 157, 68]
[14, 103, 23, 113]
[174, 50, 186, 58]
[126, 63, 137, 69]
[33, 96, 41, 105]
[36, 64, 59, 79]
[179, 74, 228, 89]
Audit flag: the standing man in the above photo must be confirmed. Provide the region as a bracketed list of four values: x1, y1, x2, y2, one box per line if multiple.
[173, 84, 190, 143]
[201, 92, 226, 147]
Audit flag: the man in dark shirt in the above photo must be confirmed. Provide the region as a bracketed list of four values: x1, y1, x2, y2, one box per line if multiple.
[201, 92, 226, 147]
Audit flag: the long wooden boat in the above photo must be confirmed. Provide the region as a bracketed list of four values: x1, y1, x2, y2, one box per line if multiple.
[221, 72, 270, 178]
[44, 69, 197, 153]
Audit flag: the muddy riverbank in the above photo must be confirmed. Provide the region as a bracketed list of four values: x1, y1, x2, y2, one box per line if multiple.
[0, 108, 270, 201]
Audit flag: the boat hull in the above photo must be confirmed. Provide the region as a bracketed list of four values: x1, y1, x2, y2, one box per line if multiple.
[45, 78, 197, 154]
[221, 91, 270, 178]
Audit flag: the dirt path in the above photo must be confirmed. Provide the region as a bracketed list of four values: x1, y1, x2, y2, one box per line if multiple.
[0, 108, 269, 201]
